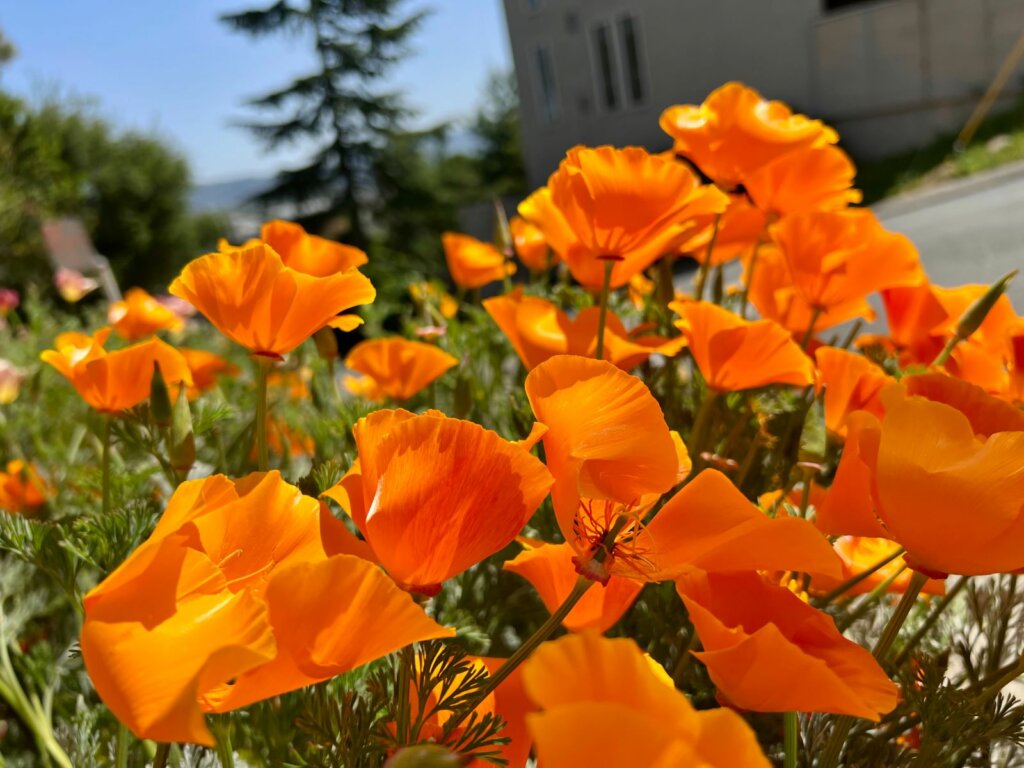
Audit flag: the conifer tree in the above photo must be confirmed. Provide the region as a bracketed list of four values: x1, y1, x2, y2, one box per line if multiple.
[221, 0, 426, 246]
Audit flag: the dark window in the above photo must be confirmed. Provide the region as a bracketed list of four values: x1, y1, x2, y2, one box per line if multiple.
[534, 46, 559, 122]
[618, 15, 645, 104]
[593, 23, 618, 110]
[823, 0, 877, 10]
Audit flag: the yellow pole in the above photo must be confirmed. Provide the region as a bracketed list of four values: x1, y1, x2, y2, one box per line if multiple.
[956, 29, 1024, 150]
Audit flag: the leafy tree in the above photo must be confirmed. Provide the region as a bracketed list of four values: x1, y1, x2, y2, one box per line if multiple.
[221, 0, 427, 247]
[468, 70, 526, 198]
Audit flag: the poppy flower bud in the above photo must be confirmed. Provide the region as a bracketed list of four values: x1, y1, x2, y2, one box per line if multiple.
[313, 327, 340, 361]
[385, 745, 467, 768]
[493, 198, 513, 258]
[953, 269, 1017, 342]
[168, 388, 195, 475]
[149, 362, 173, 427]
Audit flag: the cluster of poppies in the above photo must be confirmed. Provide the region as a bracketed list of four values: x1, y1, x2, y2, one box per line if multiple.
[14, 81, 1024, 766]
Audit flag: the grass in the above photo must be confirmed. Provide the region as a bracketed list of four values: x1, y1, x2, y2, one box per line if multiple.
[856, 96, 1024, 204]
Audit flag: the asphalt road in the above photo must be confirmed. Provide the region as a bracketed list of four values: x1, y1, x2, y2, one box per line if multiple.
[877, 170, 1024, 309]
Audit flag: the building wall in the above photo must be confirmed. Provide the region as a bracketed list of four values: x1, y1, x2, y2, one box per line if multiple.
[504, 0, 1024, 187]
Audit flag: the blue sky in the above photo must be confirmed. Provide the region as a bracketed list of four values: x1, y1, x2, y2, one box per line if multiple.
[0, 0, 511, 183]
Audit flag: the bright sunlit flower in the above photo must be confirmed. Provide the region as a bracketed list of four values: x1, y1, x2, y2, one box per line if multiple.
[343, 337, 458, 402]
[55, 268, 99, 303]
[442, 232, 514, 289]
[169, 243, 375, 359]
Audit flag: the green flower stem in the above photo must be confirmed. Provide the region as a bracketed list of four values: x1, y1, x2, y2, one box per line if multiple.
[693, 213, 721, 301]
[115, 723, 129, 768]
[739, 230, 766, 319]
[800, 306, 823, 350]
[931, 334, 959, 367]
[153, 743, 171, 768]
[253, 357, 271, 472]
[893, 576, 968, 667]
[101, 416, 112, 516]
[784, 711, 799, 768]
[595, 260, 615, 361]
[688, 389, 719, 465]
[819, 570, 929, 768]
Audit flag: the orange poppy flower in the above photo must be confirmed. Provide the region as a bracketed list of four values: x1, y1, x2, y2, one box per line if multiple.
[744, 143, 861, 216]
[524, 355, 679, 535]
[342, 338, 458, 402]
[81, 471, 450, 745]
[523, 631, 770, 767]
[672, 301, 815, 391]
[677, 570, 898, 719]
[659, 81, 838, 190]
[178, 348, 238, 397]
[546, 145, 728, 289]
[757, 210, 923, 333]
[0, 460, 51, 514]
[1009, 319, 1024, 402]
[814, 347, 893, 438]
[41, 328, 193, 413]
[441, 232, 515, 290]
[810, 537, 946, 598]
[108, 287, 185, 341]
[322, 409, 552, 594]
[820, 374, 1024, 575]
[506, 468, 841, 631]
[169, 243, 375, 359]
[484, 289, 685, 372]
[260, 219, 368, 275]
[509, 215, 554, 272]
[504, 540, 645, 632]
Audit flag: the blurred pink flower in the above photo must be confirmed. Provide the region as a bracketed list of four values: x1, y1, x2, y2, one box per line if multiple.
[0, 360, 26, 405]
[55, 269, 99, 304]
[156, 294, 196, 319]
[0, 289, 19, 316]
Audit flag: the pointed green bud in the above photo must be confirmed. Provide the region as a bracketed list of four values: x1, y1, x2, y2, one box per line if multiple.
[313, 326, 339, 361]
[384, 745, 466, 768]
[168, 388, 195, 476]
[493, 198, 513, 257]
[149, 362, 173, 427]
[955, 269, 1017, 341]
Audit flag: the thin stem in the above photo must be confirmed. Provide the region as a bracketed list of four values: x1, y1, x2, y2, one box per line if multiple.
[688, 389, 719, 466]
[693, 213, 721, 301]
[894, 576, 968, 667]
[101, 416, 112, 516]
[931, 334, 960, 368]
[800, 307, 823, 350]
[594, 260, 614, 361]
[739, 231, 765, 318]
[253, 357, 271, 472]
[818, 570, 929, 768]
[671, 629, 700, 686]
[784, 711, 799, 768]
[837, 564, 908, 633]
[153, 743, 171, 768]
[115, 722, 129, 768]
[974, 651, 1024, 708]
[814, 547, 906, 606]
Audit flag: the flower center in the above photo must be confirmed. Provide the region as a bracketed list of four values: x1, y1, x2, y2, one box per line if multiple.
[571, 498, 655, 583]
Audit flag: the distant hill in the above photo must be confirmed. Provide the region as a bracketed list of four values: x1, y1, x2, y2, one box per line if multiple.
[189, 177, 273, 213]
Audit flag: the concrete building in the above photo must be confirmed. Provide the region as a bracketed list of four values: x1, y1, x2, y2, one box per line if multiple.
[503, 0, 1024, 186]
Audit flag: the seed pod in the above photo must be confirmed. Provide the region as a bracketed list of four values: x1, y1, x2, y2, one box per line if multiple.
[954, 269, 1017, 342]
[168, 388, 195, 476]
[149, 362, 173, 427]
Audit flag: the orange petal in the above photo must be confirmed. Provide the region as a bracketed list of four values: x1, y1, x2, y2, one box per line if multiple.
[525, 355, 677, 540]
[678, 570, 898, 720]
[442, 232, 513, 289]
[202, 554, 453, 711]
[504, 542, 642, 632]
[645, 469, 842, 580]
[344, 337, 457, 401]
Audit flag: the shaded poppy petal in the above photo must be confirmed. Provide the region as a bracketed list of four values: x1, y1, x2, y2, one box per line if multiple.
[673, 301, 814, 391]
[815, 347, 893, 438]
[902, 373, 1024, 437]
[478, 659, 534, 768]
[179, 348, 238, 397]
[814, 411, 889, 539]
[677, 570, 898, 720]
[524, 355, 677, 537]
[510, 215, 554, 272]
[745, 143, 861, 216]
[503, 541, 642, 632]
[644, 469, 842, 580]
[344, 337, 458, 402]
[811, 537, 946, 598]
[874, 393, 1024, 575]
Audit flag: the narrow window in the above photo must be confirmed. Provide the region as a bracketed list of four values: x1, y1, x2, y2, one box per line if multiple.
[535, 46, 559, 122]
[592, 23, 618, 111]
[618, 15, 646, 104]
